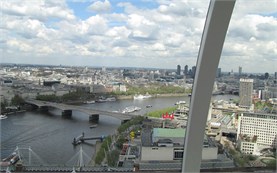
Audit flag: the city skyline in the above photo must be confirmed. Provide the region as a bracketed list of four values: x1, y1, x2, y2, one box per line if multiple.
[1, 0, 276, 73]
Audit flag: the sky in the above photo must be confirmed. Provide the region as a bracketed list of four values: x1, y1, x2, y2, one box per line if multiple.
[1, 0, 276, 73]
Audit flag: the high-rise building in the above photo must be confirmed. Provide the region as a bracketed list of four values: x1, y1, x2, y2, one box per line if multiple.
[184, 65, 188, 76]
[191, 66, 196, 78]
[216, 68, 221, 78]
[237, 112, 277, 154]
[177, 65, 181, 75]
[239, 78, 253, 108]
[238, 66, 242, 77]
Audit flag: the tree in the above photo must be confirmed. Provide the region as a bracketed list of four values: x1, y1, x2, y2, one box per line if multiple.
[107, 150, 120, 166]
[1, 98, 9, 112]
[11, 94, 24, 106]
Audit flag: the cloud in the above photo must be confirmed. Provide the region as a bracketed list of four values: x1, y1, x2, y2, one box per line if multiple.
[87, 0, 111, 13]
[1, 0, 276, 73]
[1, 0, 75, 21]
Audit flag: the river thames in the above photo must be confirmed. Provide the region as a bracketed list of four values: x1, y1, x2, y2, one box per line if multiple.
[0, 95, 238, 166]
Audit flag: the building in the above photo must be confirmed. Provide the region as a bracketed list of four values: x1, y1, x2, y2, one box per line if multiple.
[238, 66, 242, 77]
[177, 65, 181, 75]
[191, 66, 196, 78]
[239, 78, 253, 108]
[237, 112, 277, 152]
[216, 68, 221, 78]
[184, 65, 188, 76]
[237, 134, 258, 155]
[140, 128, 218, 161]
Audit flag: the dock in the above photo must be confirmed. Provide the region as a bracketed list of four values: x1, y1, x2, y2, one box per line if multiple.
[72, 132, 105, 145]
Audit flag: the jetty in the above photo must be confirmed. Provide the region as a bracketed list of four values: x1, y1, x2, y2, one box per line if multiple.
[72, 132, 105, 146]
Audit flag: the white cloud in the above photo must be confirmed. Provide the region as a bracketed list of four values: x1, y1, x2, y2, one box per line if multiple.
[2, 0, 75, 21]
[1, 0, 276, 73]
[87, 0, 111, 13]
[7, 39, 32, 52]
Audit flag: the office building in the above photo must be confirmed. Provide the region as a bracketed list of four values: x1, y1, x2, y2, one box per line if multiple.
[184, 65, 188, 76]
[141, 128, 218, 161]
[238, 66, 242, 77]
[239, 78, 253, 108]
[237, 134, 258, 155]
[237, 112, 277, 153]
[177, 65, 181, 75]
[216, 68, 221, 78]
[191, 66, 196, 78]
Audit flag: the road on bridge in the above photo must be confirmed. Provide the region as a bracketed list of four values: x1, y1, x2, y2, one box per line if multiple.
[25, 100, 135, 121]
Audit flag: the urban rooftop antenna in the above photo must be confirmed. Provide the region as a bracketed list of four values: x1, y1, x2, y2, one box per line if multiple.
[182, 0, 236, 172]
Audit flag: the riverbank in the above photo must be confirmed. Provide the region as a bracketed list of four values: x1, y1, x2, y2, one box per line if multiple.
[4, 110, 26, 115]
[116, 93, 187, 100]
[89, 141, 102, 166]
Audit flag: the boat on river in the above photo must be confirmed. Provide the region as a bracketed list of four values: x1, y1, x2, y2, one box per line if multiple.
[122, 106, 141, 113]
[134, 94, 152, 100]
[96, 97, 116, 102]
[175, 101, 186, 105]
[0, 114, 7, 120]
[89, 124, 98, 128]
[84, 100, 95, 104]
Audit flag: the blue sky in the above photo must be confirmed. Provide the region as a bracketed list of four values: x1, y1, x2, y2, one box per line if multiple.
[1, 0, 277, 73]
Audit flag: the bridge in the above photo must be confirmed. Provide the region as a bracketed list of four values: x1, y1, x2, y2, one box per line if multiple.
[25, 100, 134, 122]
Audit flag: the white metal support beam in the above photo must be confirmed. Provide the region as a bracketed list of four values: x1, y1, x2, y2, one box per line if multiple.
[182, 0, 235, 172]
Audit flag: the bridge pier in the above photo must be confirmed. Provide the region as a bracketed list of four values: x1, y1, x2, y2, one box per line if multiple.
[38, 106, 49, 112]
[62, 110, 72, 118]
[89, 114, 99, 123]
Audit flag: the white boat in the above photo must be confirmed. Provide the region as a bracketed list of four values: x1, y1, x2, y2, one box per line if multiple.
[89, 124, 98, 128]
[0, 114, 7, 120]
[134, 94, 152, 100]
[96, 97, 116, 102]
[175, 101, 186, 105]
[84, 100, 95, 104]
[122, 106, 141, 113]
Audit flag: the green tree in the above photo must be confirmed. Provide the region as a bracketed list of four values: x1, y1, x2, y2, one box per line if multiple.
[116, 135, 126, 149]
[107, 150, 120, 166]
[11, 94, 24, 106]
[1, 98, 9, 112]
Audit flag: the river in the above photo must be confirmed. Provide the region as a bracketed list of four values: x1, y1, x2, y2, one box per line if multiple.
[0, 94, 238, 166]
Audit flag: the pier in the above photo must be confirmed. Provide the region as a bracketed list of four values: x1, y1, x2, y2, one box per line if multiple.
[72, 132, 105, 146]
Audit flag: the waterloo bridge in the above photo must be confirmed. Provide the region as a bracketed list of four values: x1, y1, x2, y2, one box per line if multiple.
[25, 100, 134, 123]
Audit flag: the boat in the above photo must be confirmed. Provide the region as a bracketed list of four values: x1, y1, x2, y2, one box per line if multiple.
[84, 100, 95, 104]
[0, 114, 7, 120]
[134, 94, 152, 100]
[96, 97, 116, 102]
[122, 106, 141, 113]
[146, 105, 152, 108]
[175, 101, 186, 105]
[89, 124, 98, 128]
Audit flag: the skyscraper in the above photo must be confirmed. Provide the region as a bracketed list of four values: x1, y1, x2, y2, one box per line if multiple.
[239, 78, 253, 108]
[238, 66, 242, 77]
[177, 65, 181, 75]
[184, 65, 188, 76]
[191, 66, 196, 78]
[216, 68, 221, 78]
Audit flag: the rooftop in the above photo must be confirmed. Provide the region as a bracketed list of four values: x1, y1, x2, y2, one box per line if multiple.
[153, 128, 186, 138]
